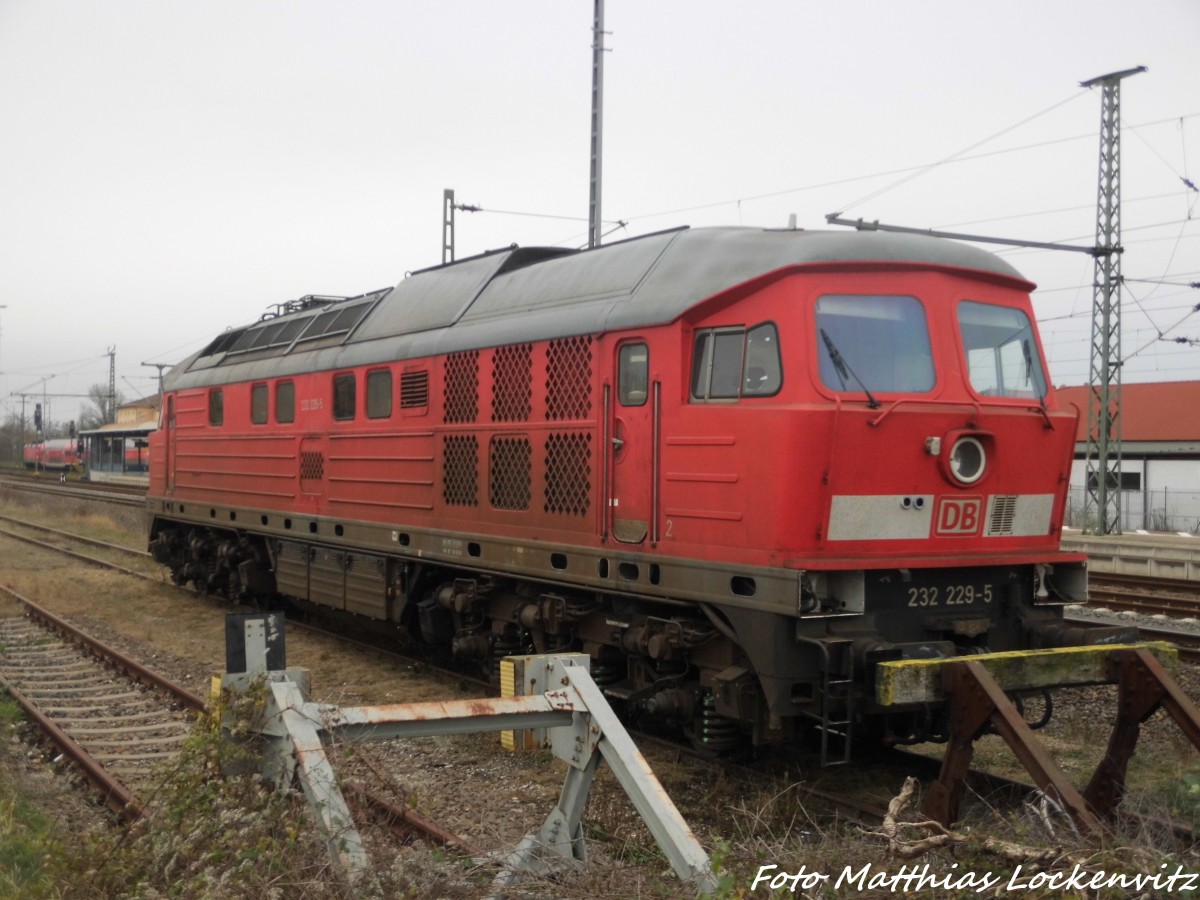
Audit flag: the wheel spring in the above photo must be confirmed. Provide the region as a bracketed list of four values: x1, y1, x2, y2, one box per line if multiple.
[590, 661, 622, 686]
[700, 692, 740, 750]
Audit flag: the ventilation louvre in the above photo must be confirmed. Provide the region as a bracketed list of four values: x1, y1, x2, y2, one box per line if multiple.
[400, 370, 429, 408]
[987, 495, 1018, 536]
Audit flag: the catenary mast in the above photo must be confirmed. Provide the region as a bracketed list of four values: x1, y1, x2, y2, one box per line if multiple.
[1082, 66, 1145, 536]
[588, 0, 607, 248]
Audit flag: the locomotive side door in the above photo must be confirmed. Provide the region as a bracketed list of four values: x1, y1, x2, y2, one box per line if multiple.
[607, 340, 654, 544]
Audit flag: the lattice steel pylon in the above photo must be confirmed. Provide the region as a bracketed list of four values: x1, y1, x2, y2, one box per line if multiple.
[106, 345, 117, 424]
[1082, 66, 1145, 535]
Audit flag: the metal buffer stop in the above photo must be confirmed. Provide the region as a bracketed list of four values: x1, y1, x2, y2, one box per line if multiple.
[216, 613, 718, 893]
[875, 642, 1200, 834]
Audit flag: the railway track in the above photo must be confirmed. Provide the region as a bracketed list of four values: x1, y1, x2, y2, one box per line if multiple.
[0, 587, 203, 822]
[1087, 571, 1200, 617]
[13, 505, 1197, 714]
[1069, 571, 1200, 662]
[0, 510, 493, 859]
[0, 583, 480, 858]
[0, 472, 145, 507]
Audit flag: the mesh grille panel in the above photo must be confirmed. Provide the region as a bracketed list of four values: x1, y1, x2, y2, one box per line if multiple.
[489, 436, 532, 510]
[544, 432, 592, 516]
[546, 336, 593, 421]
[492, 344, 532, 422]
[443, 351, 479, 423]
[300, 451, 325, 481]
[442, 435, 479, 506]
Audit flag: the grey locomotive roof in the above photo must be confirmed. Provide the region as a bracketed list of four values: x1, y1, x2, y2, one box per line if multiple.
[165, 226, 1028, 390]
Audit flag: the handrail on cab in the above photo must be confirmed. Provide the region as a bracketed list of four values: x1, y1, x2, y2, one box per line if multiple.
[866, 397, 1054, 430]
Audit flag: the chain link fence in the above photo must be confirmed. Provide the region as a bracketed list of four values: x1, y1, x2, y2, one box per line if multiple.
[1065, 486, 1200, 534]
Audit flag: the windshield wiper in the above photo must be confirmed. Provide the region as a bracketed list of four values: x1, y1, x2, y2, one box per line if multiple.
[820, 328, 880, 409]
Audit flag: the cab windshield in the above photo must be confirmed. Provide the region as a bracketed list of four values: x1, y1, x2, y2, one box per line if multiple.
[958, 301, 1047, 400]
[815, 294, 935, 395]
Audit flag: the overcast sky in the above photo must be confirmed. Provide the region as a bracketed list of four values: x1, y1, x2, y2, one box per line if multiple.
[2, 0, 1197, 429]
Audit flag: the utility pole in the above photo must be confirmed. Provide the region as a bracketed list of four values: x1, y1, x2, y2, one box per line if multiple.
[142, 361, 171, 398]
[1082, 66, 1145, 536]
[107, 346, 117, 424]
[588, 0, 608, 249]
[443, 189, 455, 264]
[0, 304, 7, 462]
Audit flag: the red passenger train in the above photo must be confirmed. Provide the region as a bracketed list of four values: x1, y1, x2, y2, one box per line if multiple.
[147, 226, 1098, 754]
[23, 438, 83, 471]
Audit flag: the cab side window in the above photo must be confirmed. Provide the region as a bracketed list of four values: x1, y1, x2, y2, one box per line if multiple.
[208, 388, 224, 426]
[333, 373, 356, 421]
[691, 323, 781, 400]
[276, 381, 295, 424]
[618, 343, 648, 406]
[366, 369, 393, 419]
[250, 383, 268, 424]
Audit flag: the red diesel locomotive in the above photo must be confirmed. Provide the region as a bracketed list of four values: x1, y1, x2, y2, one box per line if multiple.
[147, 226, 1096, 754]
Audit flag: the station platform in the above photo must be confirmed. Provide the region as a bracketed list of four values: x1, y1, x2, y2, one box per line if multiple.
[1061, 528, 1200, 581]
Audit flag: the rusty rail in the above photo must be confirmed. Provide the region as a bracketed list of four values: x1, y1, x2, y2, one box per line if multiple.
[2, 585, 205, 711]
[0, 675, 144, 823]
[344, 782, 483, 857]
[0, 585, 205, 822]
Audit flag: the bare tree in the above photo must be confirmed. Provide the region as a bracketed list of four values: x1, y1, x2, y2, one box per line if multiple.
[79, 383, 125, 431]
[1, 411, 25, 464]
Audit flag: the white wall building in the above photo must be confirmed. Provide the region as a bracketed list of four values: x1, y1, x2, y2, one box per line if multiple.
[1056, 382, 1200, 533]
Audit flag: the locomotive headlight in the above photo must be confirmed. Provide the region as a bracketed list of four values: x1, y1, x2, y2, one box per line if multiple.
[948, 436, 986, 485]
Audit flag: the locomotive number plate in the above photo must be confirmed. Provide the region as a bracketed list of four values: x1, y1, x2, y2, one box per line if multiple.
[906, 584, 993, 608]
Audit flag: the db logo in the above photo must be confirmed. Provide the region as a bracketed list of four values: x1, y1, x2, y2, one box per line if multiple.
[935, 497, 983, 536]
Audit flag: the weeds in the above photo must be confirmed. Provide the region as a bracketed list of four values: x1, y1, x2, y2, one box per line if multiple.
[0, 689, 471, 899]
[0, 692, 69, 900]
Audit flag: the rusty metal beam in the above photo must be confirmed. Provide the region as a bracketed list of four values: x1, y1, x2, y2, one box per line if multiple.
[921, 659, 1104, 835]
[919, 646, 1200, 833]
[321, 693, 576, 741]
[1085, 647, 1200, 815]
